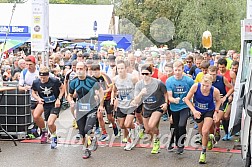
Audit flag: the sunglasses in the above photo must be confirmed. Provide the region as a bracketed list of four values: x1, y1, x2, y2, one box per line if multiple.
[186, 61, 192, 63]
[141, 73, 151, 76]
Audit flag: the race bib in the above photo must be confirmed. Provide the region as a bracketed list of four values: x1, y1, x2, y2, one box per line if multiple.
[43, 95, 56, 103]
[119, 94, 130, 101]
[144, 96, 157, 104]
[174, 86, 185, 94]
[195, 101, 209, 110]
[78, 103, 91, 112]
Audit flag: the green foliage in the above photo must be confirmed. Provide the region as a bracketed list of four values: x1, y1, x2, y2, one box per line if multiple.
[116, 0, 246, 51]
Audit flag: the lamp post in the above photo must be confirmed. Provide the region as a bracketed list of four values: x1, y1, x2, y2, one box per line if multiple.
[92, 21, 97, 50]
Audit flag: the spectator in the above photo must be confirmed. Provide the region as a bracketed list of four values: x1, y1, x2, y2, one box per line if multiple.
[12, 72, 20, 81]
[13, 59, 26, 76]
[2, 65, 12, 81]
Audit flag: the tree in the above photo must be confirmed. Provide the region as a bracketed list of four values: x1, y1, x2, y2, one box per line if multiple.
[116, 0, 246, 51]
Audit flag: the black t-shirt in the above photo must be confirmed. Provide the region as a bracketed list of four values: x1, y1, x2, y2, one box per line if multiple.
[32, 77, 62, 104]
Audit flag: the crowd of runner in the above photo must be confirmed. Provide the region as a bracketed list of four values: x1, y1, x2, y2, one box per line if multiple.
[1, 47, 240, 164]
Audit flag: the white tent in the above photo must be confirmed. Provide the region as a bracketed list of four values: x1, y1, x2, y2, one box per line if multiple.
[0, 3, 116, 39]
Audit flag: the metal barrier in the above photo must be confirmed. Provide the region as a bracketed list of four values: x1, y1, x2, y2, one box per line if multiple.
[0, 85, 31, 140]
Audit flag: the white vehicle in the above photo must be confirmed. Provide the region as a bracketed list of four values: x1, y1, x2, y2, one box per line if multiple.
[229, 18, 252, 167]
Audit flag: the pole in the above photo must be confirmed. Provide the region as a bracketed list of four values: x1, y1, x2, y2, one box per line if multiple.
[0, 2, 16, 63]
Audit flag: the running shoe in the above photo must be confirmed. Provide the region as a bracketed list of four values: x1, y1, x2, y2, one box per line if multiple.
[138, 128, 144, 139]
[76, 133, 81, 140]
[124, 142, 133, 151]
[176, 147, 184, 155]
[51, 136, 57, 149]
[94, 128, 101, 135]
[195, 134, 202, 144]
[40, 130, 48, 144]
[122, 138, 128, 143]
[151, 139, 160, 154]
[82, 149, 91, 159]
[222, 134, 228, 141]
[235, 132, 240, 136]
[222, 133, 233, 141]
[227, 133, 233, 140]
[99, 134, 109, 141]
[199, 152, 206, 164]
[207, 134, 214, 150]
[167, 143, 174, 152]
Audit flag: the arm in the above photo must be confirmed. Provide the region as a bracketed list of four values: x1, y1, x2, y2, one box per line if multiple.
[31, 90, 44, 104]
[67, 79, 75, 107]
[98, 87, 104, 107]
[110, 77, 117, 105]
[213, 88, 221, 111]
[184, 84, 198, 113]
[64, 78, 69, 97]
[167, 91, 179, 104]
[132, 87, 146, 106]
[55, 83, 65, 108]
[223, 77, 234, 99]
[230, 71, 237, 86]
[18, 71, 31, 91]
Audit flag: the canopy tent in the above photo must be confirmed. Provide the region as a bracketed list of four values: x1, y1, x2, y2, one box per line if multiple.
[0, 40, 25, 52]
[66, 42, 94, 49]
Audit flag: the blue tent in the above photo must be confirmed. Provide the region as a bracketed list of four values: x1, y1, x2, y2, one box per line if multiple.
[67, 42, 94, 49]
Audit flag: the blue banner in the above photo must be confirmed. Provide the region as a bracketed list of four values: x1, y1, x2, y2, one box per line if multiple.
[0, 26, 29, 34]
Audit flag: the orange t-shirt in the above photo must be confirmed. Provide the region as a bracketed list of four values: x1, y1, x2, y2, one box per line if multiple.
[151, 68, 159, 79]
[218, 70, 231, 92]
[160, 75, 168, 84]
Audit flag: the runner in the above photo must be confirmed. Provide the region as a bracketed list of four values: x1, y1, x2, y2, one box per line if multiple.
[131, 64, 168, 154]
[31, 66, 65, 149]
[91, 64, 118, 141]
[19, 55, 51, 138]
[68, 62, 104, 159]
[110, 60, 139, 151]
[185, 74, 221, 164]
[64, 60, 78, 129]
[159, 63, 176, 151]
[166, 60, 194, 154]
[208, 65, 234, 141]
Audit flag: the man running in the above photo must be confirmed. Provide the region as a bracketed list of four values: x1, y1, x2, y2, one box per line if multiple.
[68, 62, 104, 159]
[185, 74, 221, 164]
[91, 64, 118, 141]
[31, 66, 65, 149]
[110, 60, 139, 151]
[166, 60, 194, 154]
[131, 64, 168, 154]
[64, 60, 78, 129]
[208, 65, 234, 141]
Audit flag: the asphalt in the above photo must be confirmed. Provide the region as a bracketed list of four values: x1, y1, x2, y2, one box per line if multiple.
[0, 107, 245, 167]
